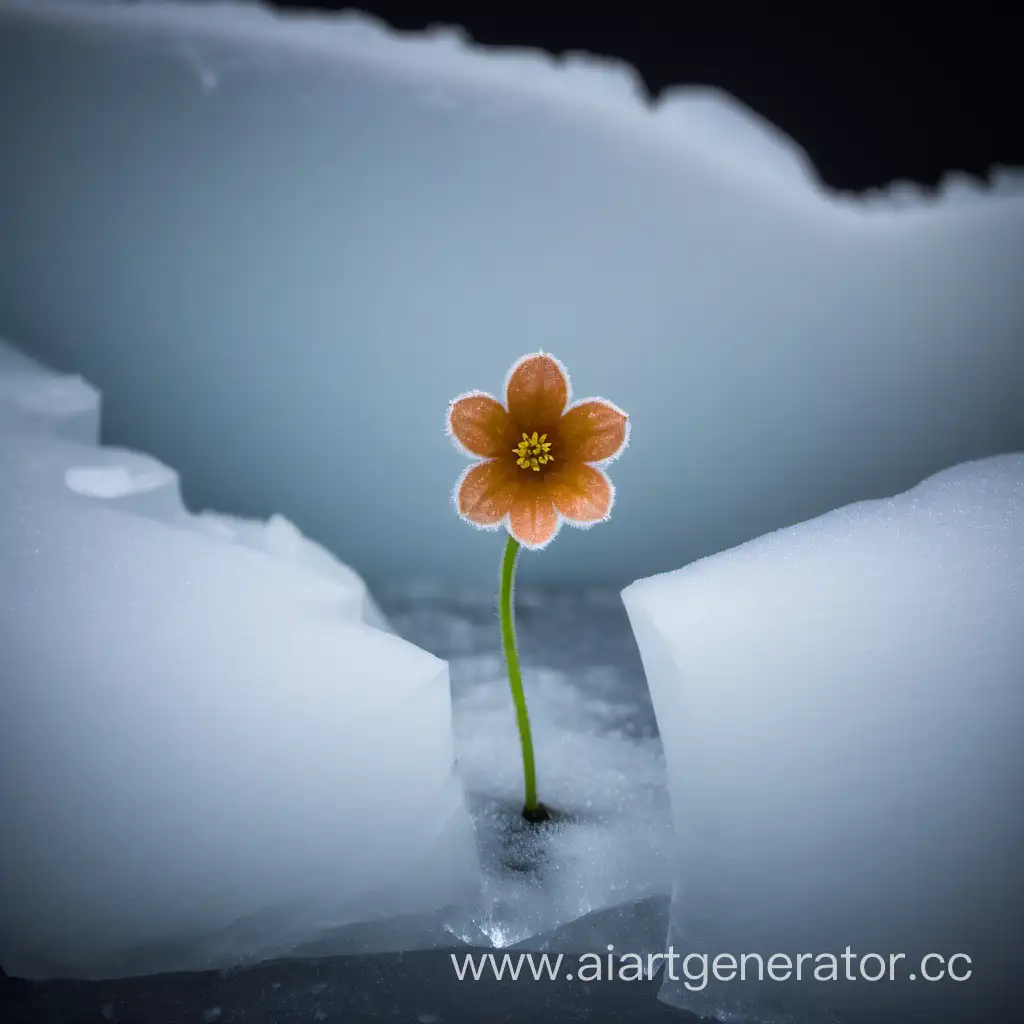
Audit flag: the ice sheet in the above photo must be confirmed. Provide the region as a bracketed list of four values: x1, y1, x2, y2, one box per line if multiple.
[0, 0, 1020, 587]
[623, 454, 1024, 1022]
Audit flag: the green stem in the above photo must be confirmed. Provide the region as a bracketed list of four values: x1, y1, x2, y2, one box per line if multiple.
[499, 533, 540, 815]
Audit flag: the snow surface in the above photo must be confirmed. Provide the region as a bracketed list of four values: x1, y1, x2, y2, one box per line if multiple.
[623, 453, 1024, 1022]
[0, 0, 1021, 588]
[381, 585, 674, 956]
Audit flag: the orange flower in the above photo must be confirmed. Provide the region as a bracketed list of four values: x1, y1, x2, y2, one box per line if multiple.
[447, 352, 629, 549]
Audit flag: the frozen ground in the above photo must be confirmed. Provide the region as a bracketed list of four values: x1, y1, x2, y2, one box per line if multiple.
[380, 584, 673, 955]
[2, 940, 688, 1024]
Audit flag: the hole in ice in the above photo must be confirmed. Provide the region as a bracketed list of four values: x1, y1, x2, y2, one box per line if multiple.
[475, 796, 576, 876]
[65, 464, 170, 500]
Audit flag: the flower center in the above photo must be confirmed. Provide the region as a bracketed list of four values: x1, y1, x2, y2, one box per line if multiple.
[513, 431, 554, 472]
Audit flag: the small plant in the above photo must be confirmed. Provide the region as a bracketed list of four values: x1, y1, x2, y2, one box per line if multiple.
[447, 352, 629, 822]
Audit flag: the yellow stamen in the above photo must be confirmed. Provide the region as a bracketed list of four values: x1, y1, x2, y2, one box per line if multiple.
[512, 431, 555, 471]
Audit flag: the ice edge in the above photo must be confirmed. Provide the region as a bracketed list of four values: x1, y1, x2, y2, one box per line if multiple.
[3, 0, 1022, 210]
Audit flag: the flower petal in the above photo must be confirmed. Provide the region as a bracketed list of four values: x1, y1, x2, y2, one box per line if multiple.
[548, 462, 613, 523]
[448, 392, 513, 458]
[508, 481, 559, 549]
[456, 458, 520, 526]
[558, 399, 629, 463]
[505, 352, 569, 431]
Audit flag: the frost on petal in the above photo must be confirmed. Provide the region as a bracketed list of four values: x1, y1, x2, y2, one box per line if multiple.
[548, 463, 613, 523]
[508, 481, 559, 548]
[558, 400, 629, 463]
[456, 459, 520, 526]
[448, 393, 513, 458]
[505, 353, 569, 432]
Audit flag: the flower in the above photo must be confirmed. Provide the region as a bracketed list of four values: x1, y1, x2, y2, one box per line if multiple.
[447, 352, 629, 549]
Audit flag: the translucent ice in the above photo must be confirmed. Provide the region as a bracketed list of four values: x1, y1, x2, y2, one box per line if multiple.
[0, 350, 478, 980]
[0, 1, 1020, 586]
[0, 336, 390, 631]
[622, 454, 1024, 1022]
[0, 429, 187, 524]
[193, 511, 391, 633]
[0, 337, 100, 443]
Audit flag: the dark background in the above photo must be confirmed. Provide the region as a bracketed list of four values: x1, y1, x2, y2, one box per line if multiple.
[270, 3, 1023, 194]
